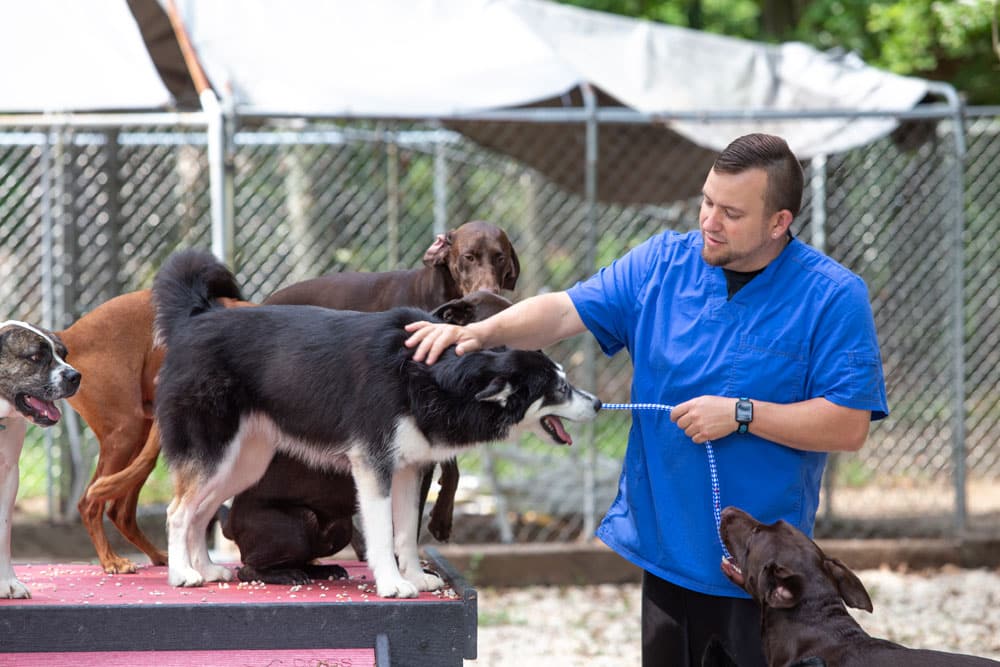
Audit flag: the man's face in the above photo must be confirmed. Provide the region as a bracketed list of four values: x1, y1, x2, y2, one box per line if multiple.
[699, 167, 787, 272]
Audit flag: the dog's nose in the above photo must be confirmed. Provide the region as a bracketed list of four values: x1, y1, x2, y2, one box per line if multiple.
[65, 368, 82, 390]
[592, 396, 602, 412]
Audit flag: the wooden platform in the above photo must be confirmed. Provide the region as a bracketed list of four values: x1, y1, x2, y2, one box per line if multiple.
[0, 547, 476, 666]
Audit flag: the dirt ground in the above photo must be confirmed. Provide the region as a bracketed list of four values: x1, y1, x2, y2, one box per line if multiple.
[471, 566, 1000, 666]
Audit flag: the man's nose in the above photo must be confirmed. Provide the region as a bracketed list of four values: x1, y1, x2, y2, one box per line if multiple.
[701, 208, 722, 230]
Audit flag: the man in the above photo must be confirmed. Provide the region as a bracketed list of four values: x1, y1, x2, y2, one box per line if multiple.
[405, 133, 889, 665]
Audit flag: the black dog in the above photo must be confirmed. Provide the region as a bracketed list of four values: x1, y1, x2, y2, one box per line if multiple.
[719, 506, 1000, 666]
[153, 250, 600, 597]
[222, 290, 514, 585]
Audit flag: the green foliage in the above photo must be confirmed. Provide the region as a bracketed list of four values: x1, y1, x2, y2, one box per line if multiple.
[557, 0, 1000, 103]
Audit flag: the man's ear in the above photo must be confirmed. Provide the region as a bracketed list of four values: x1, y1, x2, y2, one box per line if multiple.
[475, 377, 514, 406]
[770, 209, 793, 239]
[762, 562, 803, 609]
[824, 557, 873, 612]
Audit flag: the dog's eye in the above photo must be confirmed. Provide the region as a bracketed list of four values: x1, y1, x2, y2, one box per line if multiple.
[494, 254, 506, 265]
[29, 351, 45, 363]
[463, 253, 476, 263]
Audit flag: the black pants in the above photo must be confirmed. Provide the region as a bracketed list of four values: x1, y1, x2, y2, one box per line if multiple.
[641, 570, 766, 667]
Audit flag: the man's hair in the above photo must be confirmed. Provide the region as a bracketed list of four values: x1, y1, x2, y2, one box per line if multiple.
[713, 133, 804, 217]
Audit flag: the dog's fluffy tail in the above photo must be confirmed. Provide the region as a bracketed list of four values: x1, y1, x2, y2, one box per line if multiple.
[152, 249, 242, 347]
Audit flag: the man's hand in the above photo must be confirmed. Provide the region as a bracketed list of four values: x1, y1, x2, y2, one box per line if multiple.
[404, 321, 483, 365]
[670, 396, 739, 443]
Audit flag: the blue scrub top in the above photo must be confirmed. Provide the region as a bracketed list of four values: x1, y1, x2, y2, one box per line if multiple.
[567, 230, 889, 597]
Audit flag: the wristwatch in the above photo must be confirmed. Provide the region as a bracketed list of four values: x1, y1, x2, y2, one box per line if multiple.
[735, 397, 753, 434]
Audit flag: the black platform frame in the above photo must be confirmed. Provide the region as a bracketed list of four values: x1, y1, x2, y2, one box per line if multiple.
[0, 547, 476, 666]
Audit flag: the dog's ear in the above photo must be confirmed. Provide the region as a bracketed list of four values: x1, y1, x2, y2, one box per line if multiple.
[431, 298, 474, 326]
[475, 377, 514, 406]
[422, 232, 453, 267]
[823, 557, 873, 612]
[761, 562, 804, 609]
[501, 242, 520, 291]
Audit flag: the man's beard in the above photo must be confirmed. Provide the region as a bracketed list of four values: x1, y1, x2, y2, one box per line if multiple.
[701, 244, 736, 268]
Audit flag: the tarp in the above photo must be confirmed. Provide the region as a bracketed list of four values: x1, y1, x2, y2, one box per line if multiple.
[166, 0, 931, 159]
[1, 0, 936, 202]
[0, 0, 172, 112]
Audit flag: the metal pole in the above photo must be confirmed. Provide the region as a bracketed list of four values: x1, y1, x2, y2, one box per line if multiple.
[810, 155, 838, 524]
[433, 131, 448, 235]
[203, 89, 234, 266]
[386, 132, 400, 268]
[580, 84, 600, 540]
[41, 130, 56, 520]
[927, 82, 967, 536]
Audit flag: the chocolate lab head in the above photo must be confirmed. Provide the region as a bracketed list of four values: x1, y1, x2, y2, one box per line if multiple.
[0, 321, 81, 426]
[422, 220, 520, 294]
[719, 506, 873, 613]
[430, 290, 513, 326]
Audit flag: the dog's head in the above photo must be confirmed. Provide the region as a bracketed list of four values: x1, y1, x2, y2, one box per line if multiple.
[0, 321, 81, 426]
[719, 506, 873, 613]
[430, 290, 513, 327]
[422, 220, 520, 294]
[422, 347, 601, 446]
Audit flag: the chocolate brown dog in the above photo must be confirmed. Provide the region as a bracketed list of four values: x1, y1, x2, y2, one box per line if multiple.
[719, 506, 1000, 666]
[265, 220, 519, 310]
[222, 291, 513, 584]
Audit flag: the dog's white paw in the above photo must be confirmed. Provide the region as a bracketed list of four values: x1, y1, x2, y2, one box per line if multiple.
[168, 567, 205, 588]
[408, 571, 445, 592]
[201, 563, 234, 583]
[0, 578, 31, 599]
[376, 577, 420, 599]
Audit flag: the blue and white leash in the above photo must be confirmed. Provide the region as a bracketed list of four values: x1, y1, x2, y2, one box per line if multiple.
[603, 402, 732, 560]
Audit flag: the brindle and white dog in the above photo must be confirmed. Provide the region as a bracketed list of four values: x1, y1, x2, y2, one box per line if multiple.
[0, 320, 81, 598]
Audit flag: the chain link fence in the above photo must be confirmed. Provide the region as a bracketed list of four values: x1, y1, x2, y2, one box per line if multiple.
[1, 106, 997, 549]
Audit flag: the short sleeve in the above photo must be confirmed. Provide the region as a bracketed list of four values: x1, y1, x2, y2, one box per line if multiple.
[567, 233, 664, 358]
[808, 275, 889, 420]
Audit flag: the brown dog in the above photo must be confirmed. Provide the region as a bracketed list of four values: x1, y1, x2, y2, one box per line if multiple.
[222, 291, 513, 584]
[265, 219, 519, 309]
[63, 288, 250, 574]
[718, 506, 1000, 666]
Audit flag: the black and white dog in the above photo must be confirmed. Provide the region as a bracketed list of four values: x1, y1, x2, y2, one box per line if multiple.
[0, 320, 81, 598]
[153, 250, 601, 598]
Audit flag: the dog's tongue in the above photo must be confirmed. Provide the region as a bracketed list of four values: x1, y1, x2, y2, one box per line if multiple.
[721, 556, 745, 586]
[26, 396, 61, 422]
[544, 415, 573, 445]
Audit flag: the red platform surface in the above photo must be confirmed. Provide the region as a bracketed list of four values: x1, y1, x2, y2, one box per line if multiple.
[7, 561, 459, 606]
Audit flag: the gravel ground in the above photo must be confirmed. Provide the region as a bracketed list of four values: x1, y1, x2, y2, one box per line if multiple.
[469, 566, 1000, 666]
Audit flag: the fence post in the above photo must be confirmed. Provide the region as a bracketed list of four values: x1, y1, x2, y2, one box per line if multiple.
[204, 89, 234, 267]
[580, 84, 600, 540]
[927, 83, 968, 536]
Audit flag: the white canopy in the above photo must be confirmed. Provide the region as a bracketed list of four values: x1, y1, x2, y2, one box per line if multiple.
[1, 0, 937, 201]
[169, 0, 931, 158]
[0, 0, 172, 113]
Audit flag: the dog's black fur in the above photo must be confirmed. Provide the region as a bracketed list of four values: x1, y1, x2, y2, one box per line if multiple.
[153, 249, 599, 597]
[222, 291, 514, 586]
[719, 506, 1000, 666]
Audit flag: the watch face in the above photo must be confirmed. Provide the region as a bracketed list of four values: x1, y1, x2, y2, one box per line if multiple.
[736, 400, 752, 422]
